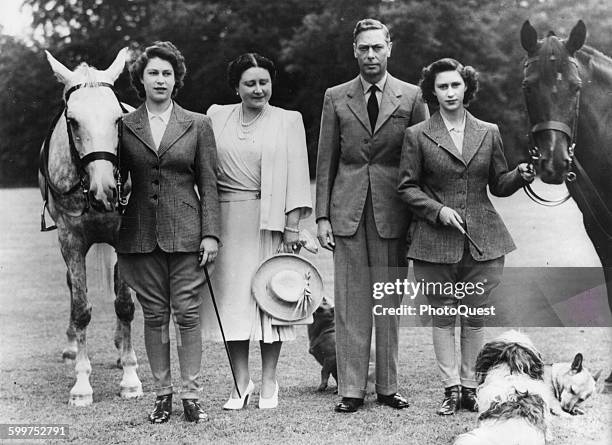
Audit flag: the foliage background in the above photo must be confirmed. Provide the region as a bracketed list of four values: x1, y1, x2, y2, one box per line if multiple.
[1, 0, 611, 186]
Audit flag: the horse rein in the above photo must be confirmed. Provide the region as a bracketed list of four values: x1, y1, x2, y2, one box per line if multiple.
[40, 82, 129, 231]
[522, 55, 579, 206]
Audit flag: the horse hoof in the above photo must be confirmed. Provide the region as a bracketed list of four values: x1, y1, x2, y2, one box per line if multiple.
[62, 350, 77, 362]
[68, 393, 93, 406]
[120, 385, 143, 399]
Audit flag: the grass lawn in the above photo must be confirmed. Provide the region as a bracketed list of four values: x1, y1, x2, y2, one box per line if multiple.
[0, 188, 610, 444]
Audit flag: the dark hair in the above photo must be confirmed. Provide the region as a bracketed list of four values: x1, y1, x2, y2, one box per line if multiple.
[227, 53, 276, 91]
[353, 18, 390, 43]
[419, 58, 479, 106]
[129, 41, 186, 100]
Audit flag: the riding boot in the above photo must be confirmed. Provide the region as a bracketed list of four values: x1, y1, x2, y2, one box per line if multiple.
[143, 323, 172, 396]
[176, 323, 203, 400]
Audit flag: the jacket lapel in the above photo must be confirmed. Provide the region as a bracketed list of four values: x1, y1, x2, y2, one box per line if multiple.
[157, 103, 194, 157]
[345, 77, 372, 134]
[423, 112, 465, 165]
[374, 75, 400, 134]
[461, 112, 487, 166]
[123, 105, 157, 154]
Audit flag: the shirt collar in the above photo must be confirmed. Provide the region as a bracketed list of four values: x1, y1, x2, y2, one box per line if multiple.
[146, 101, 173, 124]
[440, 110, 466, 133]
[360, 72, 388, 95]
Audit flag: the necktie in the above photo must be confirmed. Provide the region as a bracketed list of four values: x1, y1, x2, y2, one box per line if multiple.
[367, 84, 379, 133]
[150, 115, 164, 149]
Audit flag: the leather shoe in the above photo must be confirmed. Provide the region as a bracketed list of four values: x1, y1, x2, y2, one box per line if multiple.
[377, 392, 410, 409]
[437, 385, 460, 416]
[334, 397, 364, 413]
[182, 399, 208, 422]
[461, 387, 478, 412]
[149, 394, 172, 424]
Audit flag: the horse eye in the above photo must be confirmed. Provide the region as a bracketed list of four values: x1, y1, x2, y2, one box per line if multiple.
[66, 117, 79, 128]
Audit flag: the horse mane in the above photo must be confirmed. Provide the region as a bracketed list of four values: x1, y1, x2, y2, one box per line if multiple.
[72, 62, 100, 87]
[538, 35, 567, 79]
[576, 45, 612, 87]
[536, 35, 612, 86]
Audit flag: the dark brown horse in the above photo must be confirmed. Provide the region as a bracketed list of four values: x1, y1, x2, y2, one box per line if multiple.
[39, 49, 142, 405]
[520, 20, 612, 386]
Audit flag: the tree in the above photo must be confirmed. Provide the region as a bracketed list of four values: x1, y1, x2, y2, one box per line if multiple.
[3, 0, 611, 186]
[0, 33, 57, 186]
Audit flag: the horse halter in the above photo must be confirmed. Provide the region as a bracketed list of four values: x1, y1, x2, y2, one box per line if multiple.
[40, 82, 129, 231]
[522, 55, 580, 206]
[64, 82, 124, 167]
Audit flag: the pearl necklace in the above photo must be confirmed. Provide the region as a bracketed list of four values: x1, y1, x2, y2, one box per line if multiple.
[237, 104, 268, 141]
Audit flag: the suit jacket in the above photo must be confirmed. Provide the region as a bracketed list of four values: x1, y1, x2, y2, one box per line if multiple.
[316, 74, 429, 238]
[207, 104, 312, 231]
[398, 111, 526, 263]
[117, 102, 220, 254]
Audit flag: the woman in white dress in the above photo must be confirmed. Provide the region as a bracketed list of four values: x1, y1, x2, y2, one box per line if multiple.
[202, 53, 312, 409]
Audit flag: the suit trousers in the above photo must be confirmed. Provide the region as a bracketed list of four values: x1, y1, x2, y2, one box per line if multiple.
[118, 247, 205, 399]
[413, 250, 504, 388]
[334, 189, 407, 398]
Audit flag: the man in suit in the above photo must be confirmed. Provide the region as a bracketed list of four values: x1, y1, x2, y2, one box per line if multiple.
[316, 18, 429, 413]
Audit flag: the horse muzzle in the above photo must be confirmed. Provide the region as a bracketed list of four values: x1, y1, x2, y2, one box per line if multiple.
[89, 186, 117, 213]
[530, 141, 575, 185]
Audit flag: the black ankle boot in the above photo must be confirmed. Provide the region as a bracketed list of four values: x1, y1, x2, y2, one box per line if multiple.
[182, 399, 207, 422]
[149, 394, 172, 423]
[437, 385, 460, 416]
[461, 387, 478, 412]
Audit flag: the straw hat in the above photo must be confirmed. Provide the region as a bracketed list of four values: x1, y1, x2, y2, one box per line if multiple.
[251, 254, 324, 322]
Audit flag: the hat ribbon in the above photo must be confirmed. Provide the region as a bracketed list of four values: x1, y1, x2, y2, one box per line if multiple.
[292, 271, 313, 318]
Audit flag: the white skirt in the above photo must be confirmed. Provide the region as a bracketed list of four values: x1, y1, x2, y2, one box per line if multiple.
[200, 196, 295, 343]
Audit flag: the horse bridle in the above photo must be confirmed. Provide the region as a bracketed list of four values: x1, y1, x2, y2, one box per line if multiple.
[40, 82, 129, 231]
[522, 55, 580, 206]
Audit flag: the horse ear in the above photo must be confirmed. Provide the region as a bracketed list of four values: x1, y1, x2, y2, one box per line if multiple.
[104, 47, 130, 83]
[45, 50, 74, 85]
[566, 20, 586, 54]
[521, 20, 539, 53]
[571, 353, 583, 372]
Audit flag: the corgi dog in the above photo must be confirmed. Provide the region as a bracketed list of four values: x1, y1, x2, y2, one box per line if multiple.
[307, 298, 376, 393]
[308, 297, 338, 391]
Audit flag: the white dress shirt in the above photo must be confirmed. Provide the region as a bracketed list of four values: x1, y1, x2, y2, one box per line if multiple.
[146, 102, 173, 150]
[441, 111, 466, 154]
[360, 72, 388, 106]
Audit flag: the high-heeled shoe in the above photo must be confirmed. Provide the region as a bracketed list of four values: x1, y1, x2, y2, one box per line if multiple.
[222, 379, 254, 410]
[258, 381, 279, 409]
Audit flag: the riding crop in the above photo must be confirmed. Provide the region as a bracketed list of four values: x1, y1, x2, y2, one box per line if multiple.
[202, 263, 242, 399]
